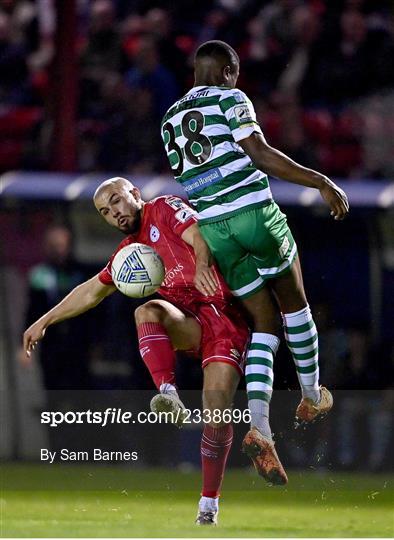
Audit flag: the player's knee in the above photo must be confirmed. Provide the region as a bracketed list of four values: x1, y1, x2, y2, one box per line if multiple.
[134, 301, 166, 325]
[205, 388, 233, 410]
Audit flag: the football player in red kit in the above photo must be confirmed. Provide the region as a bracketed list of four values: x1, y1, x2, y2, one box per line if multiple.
[24, 177, 272, 526]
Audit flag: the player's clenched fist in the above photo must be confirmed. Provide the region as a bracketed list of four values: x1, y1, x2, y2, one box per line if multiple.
[23, 321, 47, 358]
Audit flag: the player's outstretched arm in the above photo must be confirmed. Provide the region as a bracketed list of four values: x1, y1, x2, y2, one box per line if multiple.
[22, 274, 116, 359]
[239, 132, 349, 220]
[181, 223, 218, 296]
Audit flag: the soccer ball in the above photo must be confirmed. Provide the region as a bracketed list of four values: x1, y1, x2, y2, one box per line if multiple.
[111, 243, 165, 298]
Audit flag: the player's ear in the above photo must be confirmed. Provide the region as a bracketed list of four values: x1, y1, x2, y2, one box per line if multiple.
[131, 187, 141, 201]
[223, 65, 231, 79]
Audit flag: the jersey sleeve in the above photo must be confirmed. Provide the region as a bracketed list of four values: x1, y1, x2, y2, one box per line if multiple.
[98, 238, 130, 285]
[160, 196, 198, 236]
[219, 89, 262, 142]
[98, 261, 113, 285]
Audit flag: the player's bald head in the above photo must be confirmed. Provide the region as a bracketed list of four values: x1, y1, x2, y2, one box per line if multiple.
[93, 177, 143, 234]
[93, 177, 134, 206]
[194, 40, 239, 87]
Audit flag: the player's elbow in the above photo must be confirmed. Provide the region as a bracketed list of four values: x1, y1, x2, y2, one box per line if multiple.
[251, 156, 267, 173]
[78, 276, 112, 308]
[242, 142, 269, 172]
[76, 285, 103, 311]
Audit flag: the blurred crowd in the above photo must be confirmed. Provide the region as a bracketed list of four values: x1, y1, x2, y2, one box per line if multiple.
[0, 0, 393, 176]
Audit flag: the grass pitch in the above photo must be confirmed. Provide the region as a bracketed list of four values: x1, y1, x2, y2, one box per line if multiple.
[1, 465, 392, 537]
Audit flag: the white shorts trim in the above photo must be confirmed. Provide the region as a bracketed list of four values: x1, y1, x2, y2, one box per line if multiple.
[256, 243, 297, 276]
[231, 276, 264, 297]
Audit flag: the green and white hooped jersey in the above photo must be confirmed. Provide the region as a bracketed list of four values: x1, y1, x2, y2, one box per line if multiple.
[161, 86, 273, 223]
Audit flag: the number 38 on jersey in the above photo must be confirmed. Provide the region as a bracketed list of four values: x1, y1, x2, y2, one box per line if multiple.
[162, 110, 212, 177]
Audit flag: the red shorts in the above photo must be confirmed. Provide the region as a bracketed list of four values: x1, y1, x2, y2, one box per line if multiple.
[180, 301, 250, 376]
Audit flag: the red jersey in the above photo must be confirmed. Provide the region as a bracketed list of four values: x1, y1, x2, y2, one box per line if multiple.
[98, 196, 231, 309]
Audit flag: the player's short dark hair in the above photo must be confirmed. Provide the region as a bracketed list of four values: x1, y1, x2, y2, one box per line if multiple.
[195, 40, 239, 72]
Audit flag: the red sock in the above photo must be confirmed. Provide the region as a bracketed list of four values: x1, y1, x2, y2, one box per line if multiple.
[137, 322, 176, 390]
[201, 424, 233, 498]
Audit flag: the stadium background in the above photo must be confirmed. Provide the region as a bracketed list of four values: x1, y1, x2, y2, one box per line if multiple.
[0, 0, 393, 537]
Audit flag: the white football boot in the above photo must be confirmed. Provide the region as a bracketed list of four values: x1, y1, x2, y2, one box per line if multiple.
[150, 385, 187, 428]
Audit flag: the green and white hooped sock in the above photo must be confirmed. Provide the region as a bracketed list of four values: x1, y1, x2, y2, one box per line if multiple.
[283, 305, 320, 403]
[246, 332, 280, 440]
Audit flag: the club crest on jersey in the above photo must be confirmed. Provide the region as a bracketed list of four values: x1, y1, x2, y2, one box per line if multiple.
[150, 225, 160, 242]
[117, 252, 150, 284]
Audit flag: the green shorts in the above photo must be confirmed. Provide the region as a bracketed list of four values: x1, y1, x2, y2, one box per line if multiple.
[199, 202, 297, 299]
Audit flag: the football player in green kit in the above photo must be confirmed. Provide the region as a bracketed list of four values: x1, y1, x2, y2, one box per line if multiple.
[161, 40, 349, 485]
